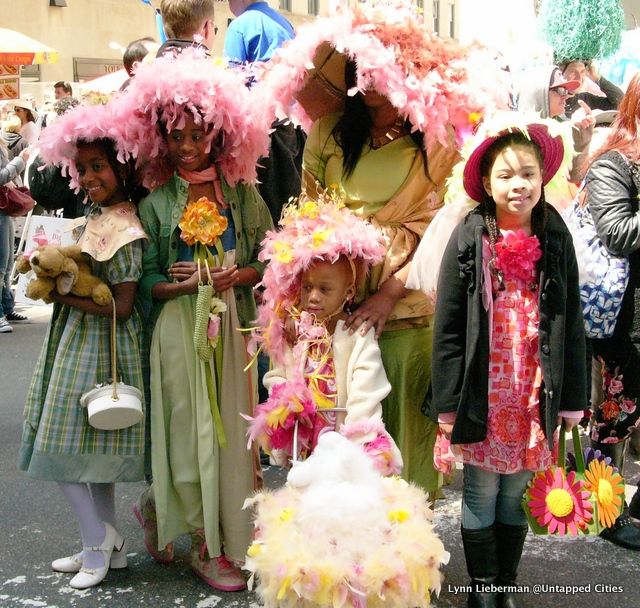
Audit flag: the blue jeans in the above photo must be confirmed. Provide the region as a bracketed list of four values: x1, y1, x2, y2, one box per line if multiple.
[0, 214, 15, 317]
[462, 464, 533, 529]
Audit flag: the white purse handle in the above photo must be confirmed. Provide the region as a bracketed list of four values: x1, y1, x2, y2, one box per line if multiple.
[110, 298, 119, 401]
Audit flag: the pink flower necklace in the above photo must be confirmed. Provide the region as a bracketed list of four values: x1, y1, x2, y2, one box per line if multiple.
[493, 229, 541, 286]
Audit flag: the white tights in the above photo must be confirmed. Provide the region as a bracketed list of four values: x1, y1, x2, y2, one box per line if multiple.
[58, 482, 116, 569]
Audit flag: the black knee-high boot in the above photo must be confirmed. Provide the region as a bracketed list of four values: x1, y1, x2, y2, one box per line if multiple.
[629, 481, 640, 519]
[461, 526, 498, 608]
[593, 439, 640, 550]
[495, 522, 528, 608]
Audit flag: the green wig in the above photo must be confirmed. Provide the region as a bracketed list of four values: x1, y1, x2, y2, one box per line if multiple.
[538, 0, 625, 62]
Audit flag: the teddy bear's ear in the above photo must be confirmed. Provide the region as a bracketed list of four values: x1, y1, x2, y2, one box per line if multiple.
[58, 257, 78, 294]
[15, 256, 31, 274]
[57, 271, 75, 295]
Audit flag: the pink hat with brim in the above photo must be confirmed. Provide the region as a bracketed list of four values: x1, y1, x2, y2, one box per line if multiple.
[462, 123, 565, 203]
[549, 68, 580, 92]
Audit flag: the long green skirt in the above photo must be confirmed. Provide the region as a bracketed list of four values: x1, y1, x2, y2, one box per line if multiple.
[379, 324, 441, 494]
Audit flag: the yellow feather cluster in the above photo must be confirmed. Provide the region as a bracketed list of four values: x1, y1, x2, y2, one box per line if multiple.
[245, 475, 449, 607]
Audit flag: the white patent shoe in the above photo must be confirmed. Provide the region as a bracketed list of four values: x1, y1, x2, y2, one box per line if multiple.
[52, 540, 128, 573]
[69, 523, 125, 589]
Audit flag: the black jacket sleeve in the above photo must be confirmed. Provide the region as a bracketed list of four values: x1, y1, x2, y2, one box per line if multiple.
[560, 233, 588, 413]
[586, 152, 640, 256]
[28, 155, 78, 213]
[430, 222, 469, 415]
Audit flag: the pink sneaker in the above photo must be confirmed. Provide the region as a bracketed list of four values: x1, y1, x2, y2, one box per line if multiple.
[190, 531, 247, 592]
[132, 488, 174, 564]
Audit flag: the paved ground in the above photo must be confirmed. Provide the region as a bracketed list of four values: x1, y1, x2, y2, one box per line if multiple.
[1, 304, 639, 607]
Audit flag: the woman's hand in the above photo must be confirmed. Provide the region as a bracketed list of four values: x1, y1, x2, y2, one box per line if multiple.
[345, 290, 396, 338]
[345, 275, 407, 338]
[19, 147, 30, 162]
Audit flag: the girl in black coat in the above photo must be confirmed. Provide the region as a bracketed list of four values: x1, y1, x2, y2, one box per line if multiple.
[429, 118, 586, 608]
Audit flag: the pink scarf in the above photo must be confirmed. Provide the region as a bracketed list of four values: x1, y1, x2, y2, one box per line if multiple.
[178, 165, 228, 208]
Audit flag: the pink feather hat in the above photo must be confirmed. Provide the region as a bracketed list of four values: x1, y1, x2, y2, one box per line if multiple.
[108, 48, 271, 189]
[38, 103, 129, 191]
[254, 193, 387, 363]
[256, 1, 511, 147]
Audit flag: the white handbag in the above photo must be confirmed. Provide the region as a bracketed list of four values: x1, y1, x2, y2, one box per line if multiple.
[80, 300, 143, 430]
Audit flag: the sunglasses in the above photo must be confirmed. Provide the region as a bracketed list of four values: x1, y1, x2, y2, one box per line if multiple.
[551, 86, 571, 97]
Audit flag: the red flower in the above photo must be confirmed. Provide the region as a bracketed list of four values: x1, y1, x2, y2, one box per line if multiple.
[601, 400, 621, 421]
[494, 230, 541, 283]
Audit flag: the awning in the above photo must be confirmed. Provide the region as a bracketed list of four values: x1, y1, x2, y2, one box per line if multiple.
[0, 28, 59, 64]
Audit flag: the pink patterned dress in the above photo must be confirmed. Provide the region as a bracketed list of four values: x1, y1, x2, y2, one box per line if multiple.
[434, 230, 556, 474]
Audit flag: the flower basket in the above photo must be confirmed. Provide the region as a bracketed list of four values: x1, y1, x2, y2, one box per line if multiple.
[522, 426, 624, 536]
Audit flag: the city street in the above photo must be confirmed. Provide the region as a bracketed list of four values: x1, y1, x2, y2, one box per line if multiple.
[1, 304, 639, 608]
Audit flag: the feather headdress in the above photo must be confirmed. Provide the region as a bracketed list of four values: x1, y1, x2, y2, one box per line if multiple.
[38, 103, 129, 191]
[254, 191, 386, 364]
[257, 0, 511, 146]
[109, 48, 271, 189]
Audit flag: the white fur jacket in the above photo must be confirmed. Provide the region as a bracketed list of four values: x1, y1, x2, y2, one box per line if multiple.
[263, 321, 403, 473]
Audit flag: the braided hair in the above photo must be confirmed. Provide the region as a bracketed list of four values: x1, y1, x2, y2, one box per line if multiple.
[478, 132, 548, 290]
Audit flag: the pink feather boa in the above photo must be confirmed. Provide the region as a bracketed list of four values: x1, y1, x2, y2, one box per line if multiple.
[242, 377, 317, 457]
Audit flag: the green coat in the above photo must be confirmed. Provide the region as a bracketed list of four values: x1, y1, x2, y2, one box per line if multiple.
[138, 172, 273, 329]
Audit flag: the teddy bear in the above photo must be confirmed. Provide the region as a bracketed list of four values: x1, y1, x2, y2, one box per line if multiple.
[16, 244, 112, 306]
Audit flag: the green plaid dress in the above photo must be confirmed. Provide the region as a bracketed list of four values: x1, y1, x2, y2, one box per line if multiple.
[19, 241, 146, 482]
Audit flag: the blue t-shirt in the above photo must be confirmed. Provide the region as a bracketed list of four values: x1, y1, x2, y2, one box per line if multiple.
[224, 2, 294, 65]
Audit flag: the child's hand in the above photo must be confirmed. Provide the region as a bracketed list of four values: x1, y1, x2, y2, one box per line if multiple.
[438, 422, 454, 440]
[558, 416, 579, 431]
[209, 265, 239, 292]
[169, 261, 199, 283]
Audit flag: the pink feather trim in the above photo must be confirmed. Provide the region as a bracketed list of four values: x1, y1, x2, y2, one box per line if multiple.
[340, 420, 403, 476]
[243, 378, 317, 457]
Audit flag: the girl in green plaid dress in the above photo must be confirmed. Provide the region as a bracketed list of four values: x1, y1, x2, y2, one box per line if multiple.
[19, 120, 147, 590]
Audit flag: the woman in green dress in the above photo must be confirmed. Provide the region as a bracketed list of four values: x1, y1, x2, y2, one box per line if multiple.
[302, 59, 459, 496]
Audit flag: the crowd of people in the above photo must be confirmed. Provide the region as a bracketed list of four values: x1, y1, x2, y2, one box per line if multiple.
[2, 0, 640, 606]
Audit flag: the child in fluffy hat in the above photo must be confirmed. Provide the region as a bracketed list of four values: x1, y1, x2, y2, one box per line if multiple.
[246, 194, 402, 473]
[110, 48, 273, 591]
[243, 196, 450, 608]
